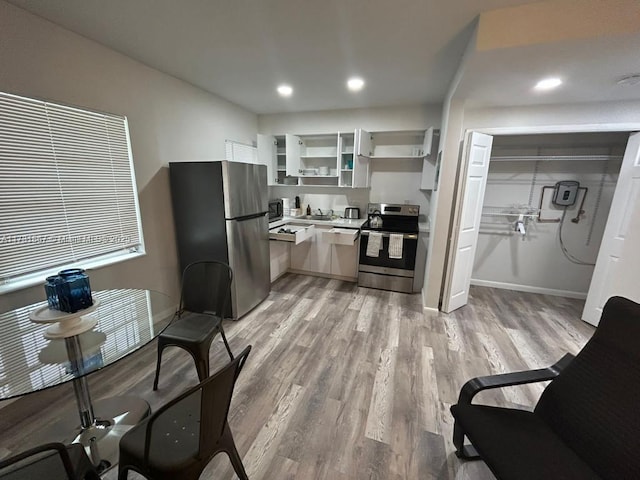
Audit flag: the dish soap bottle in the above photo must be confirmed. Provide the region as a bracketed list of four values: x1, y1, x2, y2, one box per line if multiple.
[306, 205, 311, 216]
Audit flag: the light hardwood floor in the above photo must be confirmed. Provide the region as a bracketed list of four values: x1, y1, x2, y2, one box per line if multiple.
[0, 274, 595, 479]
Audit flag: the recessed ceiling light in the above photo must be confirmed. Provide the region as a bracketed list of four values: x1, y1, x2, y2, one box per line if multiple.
[277, 85, 293, 97]
[534, 77, 562, 91]
[347, 77, 365, 92]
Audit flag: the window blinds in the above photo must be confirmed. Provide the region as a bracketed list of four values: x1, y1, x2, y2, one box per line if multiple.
[225, 139, 258, 164]
[0, 92, 143, 286]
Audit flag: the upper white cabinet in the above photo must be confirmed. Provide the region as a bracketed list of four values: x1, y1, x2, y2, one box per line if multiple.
[257, 127, 436, 188]
[420, 128, 440, 190]
[257, 134, 288, 186]
[338, 130, 369, 188]
[366, 129, 433, 159]
[285, 133, 302, 177]
[285, 134, 340, 186]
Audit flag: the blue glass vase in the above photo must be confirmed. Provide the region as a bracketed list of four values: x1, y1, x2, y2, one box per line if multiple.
[44, 275, 61, 310]
[56, 269, 93, 313]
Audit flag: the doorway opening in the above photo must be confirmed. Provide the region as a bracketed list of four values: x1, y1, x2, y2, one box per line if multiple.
[472, 132, 627, 300]
[443, 129, 640, 325]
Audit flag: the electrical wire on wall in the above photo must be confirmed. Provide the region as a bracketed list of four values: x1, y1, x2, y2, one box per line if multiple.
[558, 207, 596, 266]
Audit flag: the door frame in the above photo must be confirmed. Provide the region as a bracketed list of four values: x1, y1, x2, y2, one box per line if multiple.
[442, 122, 640, 314]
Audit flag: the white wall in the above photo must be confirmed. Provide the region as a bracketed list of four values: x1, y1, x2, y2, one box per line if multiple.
[260, 105, 441, 218]
[0, 1, 257, 309]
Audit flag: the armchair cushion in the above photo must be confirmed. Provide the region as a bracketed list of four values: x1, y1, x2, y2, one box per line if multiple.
[451, 403, 600, 480]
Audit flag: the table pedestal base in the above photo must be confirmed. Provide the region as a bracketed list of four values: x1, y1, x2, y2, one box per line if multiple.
[52, 396, 150, 473]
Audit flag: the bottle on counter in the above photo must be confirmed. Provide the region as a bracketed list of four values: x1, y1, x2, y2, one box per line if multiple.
[306, 205, 311, 216]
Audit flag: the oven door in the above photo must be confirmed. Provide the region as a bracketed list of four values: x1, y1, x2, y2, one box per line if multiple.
[358, 231, 418, 271]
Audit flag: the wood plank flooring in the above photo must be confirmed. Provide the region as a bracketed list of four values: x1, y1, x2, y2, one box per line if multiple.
[0, 274, 594, 479]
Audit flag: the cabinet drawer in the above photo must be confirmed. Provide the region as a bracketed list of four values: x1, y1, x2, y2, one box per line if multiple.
[269, 224, 315, 245]
[322, 228, 359, 245]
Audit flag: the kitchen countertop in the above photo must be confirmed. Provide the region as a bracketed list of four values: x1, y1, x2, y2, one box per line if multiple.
[269, 216, 366, 229]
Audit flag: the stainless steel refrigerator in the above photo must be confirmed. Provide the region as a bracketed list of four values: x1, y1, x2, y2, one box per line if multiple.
[169, 160, 270, 319]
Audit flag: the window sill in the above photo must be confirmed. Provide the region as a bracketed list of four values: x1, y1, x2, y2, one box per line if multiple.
[0, 250, 147, 295]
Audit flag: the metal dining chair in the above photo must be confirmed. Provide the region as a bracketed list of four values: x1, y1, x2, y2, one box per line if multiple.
[0, 442, 100, 480]
[118, 345, 251, 480]
[153, 261, 235, 390]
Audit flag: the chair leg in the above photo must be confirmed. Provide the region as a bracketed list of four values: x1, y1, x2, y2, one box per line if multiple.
[221, 423, 248, 480]
[194, 351, 210, 382]
[117, 466, 128, 480]
[153, 342, 166, 391]
[453, 419, 480, 459]
[219, 325, 234, 360]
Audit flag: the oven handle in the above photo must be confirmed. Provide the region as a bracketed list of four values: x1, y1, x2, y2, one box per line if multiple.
[361, 231, 418, 240]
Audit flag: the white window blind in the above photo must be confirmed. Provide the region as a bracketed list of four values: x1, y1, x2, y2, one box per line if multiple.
[0, 92, 144, 288]
[225, 139, 258, 164]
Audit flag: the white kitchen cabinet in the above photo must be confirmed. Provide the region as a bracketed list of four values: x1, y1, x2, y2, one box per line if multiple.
[355, 128, 373, 156]
[331, 243, 359, 278]
[420, 128, 440, 190]
[290, 225, 332, 274]
[269, 240, 290, 282]
[285, 133, 302, 177]
[291, 225, 359, 280]
[339, 129, 370, 188]
[284, 133, 340, 186]
[367, 129, 432, 159]
[258, 134, 289, 186]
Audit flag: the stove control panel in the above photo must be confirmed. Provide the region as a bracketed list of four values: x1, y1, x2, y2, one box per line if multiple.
[367, 203, 420, 217]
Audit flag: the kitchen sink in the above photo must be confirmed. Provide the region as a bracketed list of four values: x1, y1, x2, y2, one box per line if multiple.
[308, 214, 332, 221]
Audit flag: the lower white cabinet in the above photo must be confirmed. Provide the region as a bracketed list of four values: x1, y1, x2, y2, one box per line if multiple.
[269, 240, 290, 282]
[331, 243, 359, 278]
[291, 226, 332, 274]
[291, 225, 359, 280]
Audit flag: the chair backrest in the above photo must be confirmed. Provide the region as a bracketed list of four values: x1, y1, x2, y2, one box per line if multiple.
[180, 261, 232, 317]
[534, 296, 640, 479]
[143, 345, 251, 462]
[0, 443, 79, 479]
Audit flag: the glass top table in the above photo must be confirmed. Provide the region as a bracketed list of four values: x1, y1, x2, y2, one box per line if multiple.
[0, 289, 176, 471]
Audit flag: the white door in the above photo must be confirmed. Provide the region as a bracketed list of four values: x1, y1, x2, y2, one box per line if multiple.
[286, 134, 301, 176]
[582, 132, 640, 325]
[257, 134, 277, 185]
[442, 132, 494, 313]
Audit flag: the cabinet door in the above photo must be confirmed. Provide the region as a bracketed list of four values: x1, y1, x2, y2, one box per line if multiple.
[422, 127, 434, 157]
[352, 154, 370, 188]
[355, 128, 372, 157]
[290, 234, 313, 271]
[311, 226, 332, 274]
[331, 241, 359, 278]
[420, 127, 438, 190]
[286, 134, 302, 176]
[257, 134, 278, 186]
[269, 240, 290, 282]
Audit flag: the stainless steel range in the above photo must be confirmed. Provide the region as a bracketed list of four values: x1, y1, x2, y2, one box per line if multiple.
[358, 203, 420, 293]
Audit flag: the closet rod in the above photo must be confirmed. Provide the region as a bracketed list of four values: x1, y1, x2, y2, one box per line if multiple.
[490, 155, 622, 162]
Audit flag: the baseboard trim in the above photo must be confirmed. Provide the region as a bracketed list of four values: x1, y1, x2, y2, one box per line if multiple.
[470, 279, 587, 300]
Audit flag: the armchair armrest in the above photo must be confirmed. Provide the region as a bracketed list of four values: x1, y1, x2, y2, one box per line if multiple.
[457, 353, 575, 405]
[452, 353, 574, 459]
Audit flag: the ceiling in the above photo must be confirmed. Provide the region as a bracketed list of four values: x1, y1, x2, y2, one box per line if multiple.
[6, 0, 640, 115]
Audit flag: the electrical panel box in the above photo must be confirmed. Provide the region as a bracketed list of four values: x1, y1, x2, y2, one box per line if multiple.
[552, 180, 580, 206]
